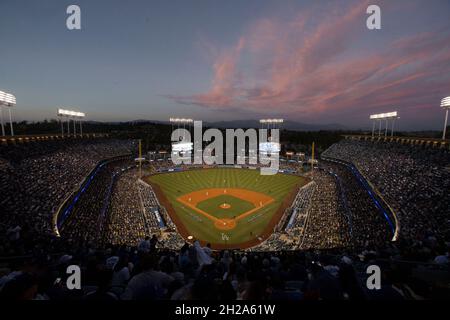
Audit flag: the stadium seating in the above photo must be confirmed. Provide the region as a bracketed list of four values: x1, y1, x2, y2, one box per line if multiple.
[0, 138, 449, 300]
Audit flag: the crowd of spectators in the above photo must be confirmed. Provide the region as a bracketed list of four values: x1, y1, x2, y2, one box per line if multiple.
[322, 139, 450, 242]
[105, 169, 148, 246]
[251, 182, 317, 251]
[137, 181, 165, 230]
[258, 159, 392, 252]
[60, 159, 133, 243]
[0, 230, 448, 300]
[323, 162, 392, 246]
[0, 139, 136, 238]
[299, 169, 352, 250]
[285, 181, 316, 231]
[1, 138, 449, 300]
[60, 163, 181, 248]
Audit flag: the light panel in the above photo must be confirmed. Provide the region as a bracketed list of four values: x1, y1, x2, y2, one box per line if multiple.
[4, 93, 16, 105]
[172, 142, 193, 152]
[369, 111, 398, 120]
[259, 119, 284, 124]
[57, 108, 85, 118]
[0, 90, 16, 106]
[169, 117, 193, 123]
[441, 96, 450, 108]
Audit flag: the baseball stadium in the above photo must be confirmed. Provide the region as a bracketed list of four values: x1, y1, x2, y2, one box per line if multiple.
[1, 0, 449, 304]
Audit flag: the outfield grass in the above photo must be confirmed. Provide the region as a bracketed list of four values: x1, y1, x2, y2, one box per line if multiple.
[146, 168, 305, 247]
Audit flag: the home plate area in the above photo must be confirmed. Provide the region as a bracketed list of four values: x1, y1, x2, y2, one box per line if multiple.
[177, 188, 275, 230]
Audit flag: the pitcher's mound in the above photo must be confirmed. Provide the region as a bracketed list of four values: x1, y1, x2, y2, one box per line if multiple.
[219, 203, 231, 209]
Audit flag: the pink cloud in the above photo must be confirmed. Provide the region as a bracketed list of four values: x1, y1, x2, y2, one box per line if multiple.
[168, 1, 450, 124]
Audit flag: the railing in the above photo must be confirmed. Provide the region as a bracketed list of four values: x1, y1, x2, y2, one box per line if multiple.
[321, 156, 400, 241]
[52, 154, 132, 237]
[0, 133, 110, 145]
[342, 134, 450, 149]
[352, 162, 400, 241]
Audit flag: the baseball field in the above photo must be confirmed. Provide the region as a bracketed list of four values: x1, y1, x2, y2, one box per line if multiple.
[146, 168, 306, 249]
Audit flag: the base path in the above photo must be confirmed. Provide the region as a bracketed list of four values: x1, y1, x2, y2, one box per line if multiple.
[177, 188, 274, 230]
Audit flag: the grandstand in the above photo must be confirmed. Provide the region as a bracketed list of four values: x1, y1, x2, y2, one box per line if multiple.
[2, 0, 450, 306]
[0, 132, 449, 301]
[322, 136, 450, 241]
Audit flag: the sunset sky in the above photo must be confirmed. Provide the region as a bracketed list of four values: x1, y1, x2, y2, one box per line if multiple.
[0, 0, 449, 130]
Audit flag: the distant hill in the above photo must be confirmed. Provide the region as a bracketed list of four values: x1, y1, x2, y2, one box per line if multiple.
[204, 120, 348, 131]
[111, 119, 348, 131]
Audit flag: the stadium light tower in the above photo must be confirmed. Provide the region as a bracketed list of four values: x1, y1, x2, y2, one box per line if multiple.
[259, 119, 284, 141]
[57, 108, 86, 137]
[441, 96, 450, 140]
[259, 119, 283, 167]
[169, 117, 194, 133]
[259, 118, 284, 130]
[369, 111, 398, 138]
[170, 118, 194, 161]
[0, 90, 17, 136]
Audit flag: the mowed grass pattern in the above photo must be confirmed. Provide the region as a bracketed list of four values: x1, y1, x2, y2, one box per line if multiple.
[197, 195, 255, 220]
[147, 168, 304, 246]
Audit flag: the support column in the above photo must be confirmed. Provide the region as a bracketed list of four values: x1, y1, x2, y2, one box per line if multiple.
[0, 107, 5, 136]
[8, 108, 14, 136]
[443, 109, 449, 140]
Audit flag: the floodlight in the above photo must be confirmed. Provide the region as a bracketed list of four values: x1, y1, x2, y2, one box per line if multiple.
[0, 90, 17, 136]
[369, 111, 398, 120]
[369, 111, 399, 138]
[259, 118, 284, 124]
[172, 142, 193, 152]
[4, 94, 16, 105]
[441, 96, 450, 140]
[441, 96, 450, 108]
[57, 108, 85, 118]
[57, 108, 86, 137]
[169, 117, 193, 123]
[0, 91, 16, 107]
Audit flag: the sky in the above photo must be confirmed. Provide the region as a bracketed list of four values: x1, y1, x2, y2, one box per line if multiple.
[0, 0, 449, 130]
